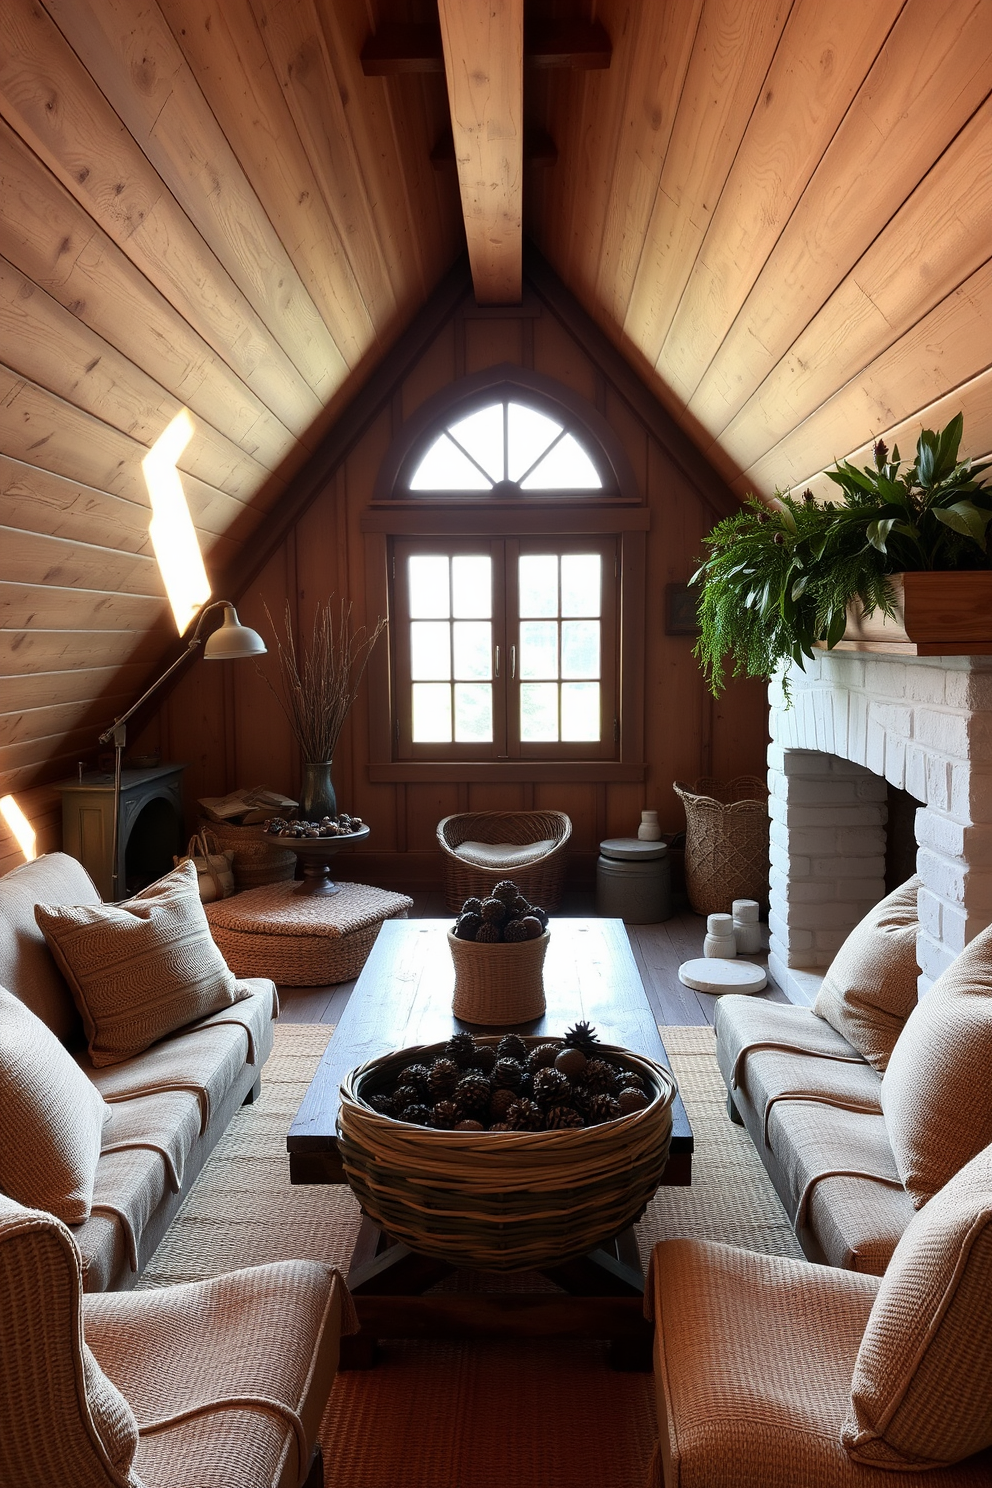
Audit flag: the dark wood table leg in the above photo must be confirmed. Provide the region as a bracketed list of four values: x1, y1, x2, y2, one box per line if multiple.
[540, 1227, 653, 1371]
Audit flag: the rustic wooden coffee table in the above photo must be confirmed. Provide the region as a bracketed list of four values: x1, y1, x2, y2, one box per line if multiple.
[288, 918, 693, 1368]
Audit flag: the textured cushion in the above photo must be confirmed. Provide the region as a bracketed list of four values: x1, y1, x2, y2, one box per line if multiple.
[0, 985, 108, 1223]
[35, 861, 248, 1068]
[814, 875, 921, 1072]
[882, 921, 992, 1204]
[454, 838, 556, 868]
[0, 851, 100, 1042]
[843, 1143, 992, 1470]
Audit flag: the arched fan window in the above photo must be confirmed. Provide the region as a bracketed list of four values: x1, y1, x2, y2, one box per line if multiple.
[408, 398, 604, 493]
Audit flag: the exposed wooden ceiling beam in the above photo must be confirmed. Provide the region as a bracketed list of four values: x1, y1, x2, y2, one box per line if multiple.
[430, 124, 557, 170]
[437, 0, 523, 306]
[361, 19, 611, 76]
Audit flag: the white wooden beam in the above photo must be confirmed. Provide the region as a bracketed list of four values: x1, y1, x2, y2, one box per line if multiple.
[437, 0, 523, 305]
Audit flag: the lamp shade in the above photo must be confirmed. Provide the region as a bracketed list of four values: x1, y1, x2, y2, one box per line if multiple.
[203, 604, 267, 660]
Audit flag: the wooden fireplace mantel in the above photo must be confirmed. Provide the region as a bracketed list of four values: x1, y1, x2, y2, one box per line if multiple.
[818, 571, 992, 656]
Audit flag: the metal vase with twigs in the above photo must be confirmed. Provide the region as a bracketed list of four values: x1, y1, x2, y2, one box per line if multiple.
[261, 598, 386, 820]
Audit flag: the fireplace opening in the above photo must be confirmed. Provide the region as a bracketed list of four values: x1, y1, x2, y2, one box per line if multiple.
[885, 783, 923, 893]
[124, 796, 183, 896]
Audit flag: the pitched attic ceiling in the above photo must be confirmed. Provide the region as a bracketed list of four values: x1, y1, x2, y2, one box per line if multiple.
[1, 0, 991, 808]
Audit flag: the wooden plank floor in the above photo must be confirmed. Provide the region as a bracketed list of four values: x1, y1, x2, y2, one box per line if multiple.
[277, 890, 789, 1027]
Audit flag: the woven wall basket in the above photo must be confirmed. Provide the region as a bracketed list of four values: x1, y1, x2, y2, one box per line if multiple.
[337, 1037, 677, 1271]
[197, 817, 296, 889]
[448, 928, 549, 1025]
[673, 776, 769, 916]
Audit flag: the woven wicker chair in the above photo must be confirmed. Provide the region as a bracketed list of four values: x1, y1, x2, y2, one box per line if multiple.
[0, 1193, 354, 1488]
[437, 810, 572, 912]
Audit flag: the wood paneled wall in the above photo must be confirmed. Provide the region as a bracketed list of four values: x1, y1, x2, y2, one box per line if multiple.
[130, 280, 768, 890]
[528, 0, 992, 502]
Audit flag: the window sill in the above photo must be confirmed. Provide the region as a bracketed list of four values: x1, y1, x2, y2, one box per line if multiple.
[368, 760, 646, 784]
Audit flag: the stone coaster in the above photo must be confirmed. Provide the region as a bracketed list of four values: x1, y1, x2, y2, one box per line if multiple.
[678, 958, 768, 995]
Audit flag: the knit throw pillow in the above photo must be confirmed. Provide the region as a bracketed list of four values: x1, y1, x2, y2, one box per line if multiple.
[813, 875, 920, 1073]
[0, 985, 108, 1223]
[881, 920, 992, 1205]
[843, 1142, 992, 1469]
[35, 861, 247, 1067]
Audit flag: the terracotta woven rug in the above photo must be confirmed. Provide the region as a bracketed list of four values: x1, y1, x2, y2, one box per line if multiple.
[139, 1023, 802, 1488]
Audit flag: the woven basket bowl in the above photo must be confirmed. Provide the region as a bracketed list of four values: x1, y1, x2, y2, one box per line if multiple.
[673, 776, 769, 916]
[336, 1036, 677, 1271]
[448, 927, 549, 1025]
[197, 817, 296, 889]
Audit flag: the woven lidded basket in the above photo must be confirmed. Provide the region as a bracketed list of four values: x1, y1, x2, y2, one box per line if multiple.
[197, 817, 296, 889]
[337, 1036, 677, 1271]
[448, 928, 548, 1025]
[673, 776, 769, 916]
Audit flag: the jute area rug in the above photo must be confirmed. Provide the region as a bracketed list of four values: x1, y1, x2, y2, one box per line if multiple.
[139, 1024, 802, 1488]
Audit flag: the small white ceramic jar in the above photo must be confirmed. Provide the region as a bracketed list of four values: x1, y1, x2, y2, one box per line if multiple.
[703, 912, 737, 959]
[637, 809, 662, 841]
[731, 899, 762, 954]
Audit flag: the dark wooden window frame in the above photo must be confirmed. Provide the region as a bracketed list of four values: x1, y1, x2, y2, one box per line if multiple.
[363, 368, 647, 784]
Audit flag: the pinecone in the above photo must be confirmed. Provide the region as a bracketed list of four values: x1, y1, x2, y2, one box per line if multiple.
[618, 1071, 646, 1091]
[367, 1092, 395, 1116]
[392, 1083, 420, 1111]
[475, 923, 502, 943]
[532, 1067, 572, 1107]
[445, 1031, 477, 1069]
[480, 897, 507, 925]
[530, 906, 549, 929]
[563, 1020, 600, 1056]
[554, 1046, 587, 1078]
[502, 919, 529, 942]
[431, 1099, 459, 1128]
[506, 1097, 544, 1131]
[582, 1058, 620, 1095]
[460, 896, 483, 916]
[455, 912, 482, 941]
[493, 880, 520, 905]
[497, 1034, 528, 1062]
[398, 1102, 431, 1125]
[471, 1044, 497, 1073]
[429, 1058, 460, 1097]
[398, 1063, 431, 1097]
[488, 1121, 510, 1132]
[544, 1105, 585, 1129]
[618, 1087, 650, 1114]
[488, 1087, 516, 1122]
[456, 1119, 484, 1131]
[492, 1057, 523, 1090]
[528, 1042, 560, 1072]
[583, 1093, 621, 1125]
[453, 1073, 492, 1116]
[512, 895, 532, 917]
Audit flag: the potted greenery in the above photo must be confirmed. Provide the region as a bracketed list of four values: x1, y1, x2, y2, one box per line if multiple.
[693, 414, 992, 694]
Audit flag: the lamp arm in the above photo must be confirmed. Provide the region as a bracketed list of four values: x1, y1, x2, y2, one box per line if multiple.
[97, 601, 233, 744]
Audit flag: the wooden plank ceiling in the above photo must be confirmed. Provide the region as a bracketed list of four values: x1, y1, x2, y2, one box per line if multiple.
[1, 0, 991, 824]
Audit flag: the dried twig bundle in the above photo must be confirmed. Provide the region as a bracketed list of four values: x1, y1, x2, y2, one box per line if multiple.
[261, 598, 386, 762]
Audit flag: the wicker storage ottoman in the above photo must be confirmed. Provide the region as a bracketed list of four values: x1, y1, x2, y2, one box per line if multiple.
[204, 880, 414, 985]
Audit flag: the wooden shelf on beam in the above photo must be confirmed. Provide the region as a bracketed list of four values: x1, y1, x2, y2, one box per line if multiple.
[361, 20, 610, 75]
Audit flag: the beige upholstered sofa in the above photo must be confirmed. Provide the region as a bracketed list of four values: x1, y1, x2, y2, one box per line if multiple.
[0, 852, 277, 1291]
[716, 875, 992, 1276]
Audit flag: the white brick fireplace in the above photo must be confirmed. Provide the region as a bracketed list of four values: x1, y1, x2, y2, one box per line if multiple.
[768, 652, 992, 1004]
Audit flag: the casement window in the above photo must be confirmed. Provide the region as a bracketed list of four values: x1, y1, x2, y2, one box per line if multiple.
[392, 535, 618, 761]
[363, 369, 647, 784]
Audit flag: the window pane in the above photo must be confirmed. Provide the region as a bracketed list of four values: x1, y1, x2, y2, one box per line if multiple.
[454, 683, 492, 742]
[561, 554, 601, 616]
[562, 682, 600, 740]
[448, 405, 504, 483]
[561, 620, 599, 679]
[520, 682, 559, 741]
[453, 621, 491, 679]
[411, 621, 450, 680]
[409, 555, 450, 618]
[452, 555, 492, 618]
[519, 620, 558, 679]
[412, 683, 452, 742]
[521, 432, 602, 490]
[410, 434, 492, 490]
[507, 402, 562, 481]
[518, 554, 558, 618]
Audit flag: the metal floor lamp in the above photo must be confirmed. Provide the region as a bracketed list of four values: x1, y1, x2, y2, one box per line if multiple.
[98, 601, 266, 901]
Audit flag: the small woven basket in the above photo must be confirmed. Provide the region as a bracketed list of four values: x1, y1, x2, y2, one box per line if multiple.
[673, 776, 769, 915]
[337, 1036, 677, 1270]
[448, 928, 548, 1025]
[197, 817, 296, 890]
